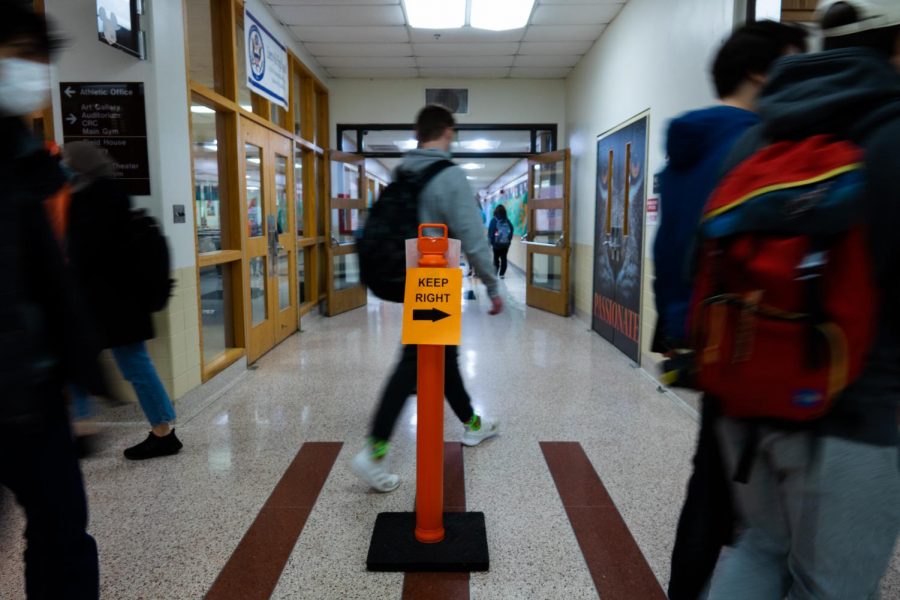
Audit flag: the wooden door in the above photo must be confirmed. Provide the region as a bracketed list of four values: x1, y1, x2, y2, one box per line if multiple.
[325, 150, 368, 316]
[524, 149, 571, 316]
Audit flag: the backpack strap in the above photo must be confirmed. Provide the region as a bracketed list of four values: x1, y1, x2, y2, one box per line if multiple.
[414, 159, 455, 189]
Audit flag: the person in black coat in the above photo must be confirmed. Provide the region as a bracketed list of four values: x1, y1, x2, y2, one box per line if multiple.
[487, 204, 514, 279]
[0, 6, 104, 597]
[63, 141, 182, 461]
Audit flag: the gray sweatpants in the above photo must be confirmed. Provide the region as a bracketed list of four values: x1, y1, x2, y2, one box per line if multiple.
[708, 418, 900, 600]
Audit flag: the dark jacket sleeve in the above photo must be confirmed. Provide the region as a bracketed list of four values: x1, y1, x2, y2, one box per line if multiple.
[864, 119, 900, 338]
[22, 194, 107, 396]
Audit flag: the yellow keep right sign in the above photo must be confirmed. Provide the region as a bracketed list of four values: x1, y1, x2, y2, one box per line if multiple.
[401, 268, 462, 346]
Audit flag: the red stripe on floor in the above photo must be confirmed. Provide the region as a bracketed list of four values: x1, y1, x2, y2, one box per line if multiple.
[205, 442, 342, 600]
[541, 441, 666, 600]
[401, 442, 470, 600]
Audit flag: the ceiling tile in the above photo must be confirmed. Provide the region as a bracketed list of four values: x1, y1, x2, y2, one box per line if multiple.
[523, 24, 606, 42]
[531, 4, 623, 25]
[514, 54, 581, 68]
[418, 67, 511, 78]
[326, 67, 418, 78]
[408, 27, 525, 43]
[509, 67, 572, 78]
[304, 43, 412, 57]
[271, 5, 405, 26]
[413, 43, 520, 56]
[317, 56, 417, 68]
[518, 41, 593, 55]
[417, 55, 514, 68]
[290, 26, 409, 43]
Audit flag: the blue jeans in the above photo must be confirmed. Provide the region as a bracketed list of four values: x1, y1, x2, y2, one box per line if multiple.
[71, 342, 176, 427]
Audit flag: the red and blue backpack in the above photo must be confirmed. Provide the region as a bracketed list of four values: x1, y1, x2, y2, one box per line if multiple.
[690, 135, 878, 421]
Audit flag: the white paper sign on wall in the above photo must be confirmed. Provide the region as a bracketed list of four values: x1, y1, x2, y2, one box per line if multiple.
[244, 9, 288, 109]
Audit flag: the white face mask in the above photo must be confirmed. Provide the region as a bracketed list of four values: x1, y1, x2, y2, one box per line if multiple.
[0, 58, 50, 116]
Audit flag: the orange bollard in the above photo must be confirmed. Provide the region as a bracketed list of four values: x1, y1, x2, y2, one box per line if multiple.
[414, 224, 449, 544]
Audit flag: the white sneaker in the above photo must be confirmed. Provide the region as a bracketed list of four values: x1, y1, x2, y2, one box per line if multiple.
[352, 447, 400, 492]
[462, 416, 500, 447]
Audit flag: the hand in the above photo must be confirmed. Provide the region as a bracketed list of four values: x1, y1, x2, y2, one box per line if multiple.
[489, 296, 504, 315]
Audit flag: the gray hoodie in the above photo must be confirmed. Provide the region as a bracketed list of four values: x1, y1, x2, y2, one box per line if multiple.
[396, 148, 500, 298]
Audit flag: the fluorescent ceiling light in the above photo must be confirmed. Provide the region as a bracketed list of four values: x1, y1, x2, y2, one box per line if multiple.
[240, 104, 253, 112]
[461, 162, 485, 170]
[191, 105, 215, 114]
[404, 0, 465, 29]
[248, 157, 261, 164]
[394, 139, 418, 150]
[466, 176, 476, 180]
[202, 141, 218, 152]
[460, 138, 501, 151]
[471, 0, 534, 31]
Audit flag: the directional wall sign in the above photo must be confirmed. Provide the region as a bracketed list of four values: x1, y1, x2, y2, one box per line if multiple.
[402, 268, 463, 346]
[59, 82, 151, 196]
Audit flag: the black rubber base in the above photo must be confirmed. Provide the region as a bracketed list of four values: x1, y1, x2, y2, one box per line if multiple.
[366, 512, 489, 572]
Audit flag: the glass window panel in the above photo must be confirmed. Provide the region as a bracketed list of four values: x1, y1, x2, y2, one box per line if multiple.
[331, 208, 363, 244]
[311, 89, 319, 146]
[199, 264, 235, 364]
[536, 130, 554, 153]
[275, 154, 288, 235]
[332, 162, 360, 200]
[316, 156, 326, 236]
[532, 209, 564, 244]
[318, 247, 326, 299]
[246, 144, 263, 238]
[236, 17, 252, 109]
[186, 0, 218, 92]
[455, 129, 531, 153]
[533, 162, 564, 200]
[333, 253, 360, 291]
[278, 251, 290, 311]
[531, 254, 562, 292]
[192, 103, 226, 252]
[272, 104, 287, 129]
[297, 248, 307, 305]
[292, 71, 302, 136]
[250, 256, 267, 325]
[295, 146, 304, 237]
[341, 132, 358, 152]
[361, 129, 416, 153]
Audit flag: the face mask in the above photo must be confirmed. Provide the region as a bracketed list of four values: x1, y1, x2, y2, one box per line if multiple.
[0, 58, 50, 116]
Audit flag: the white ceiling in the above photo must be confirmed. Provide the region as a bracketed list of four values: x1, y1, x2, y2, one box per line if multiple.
[262, 0, 627, 79]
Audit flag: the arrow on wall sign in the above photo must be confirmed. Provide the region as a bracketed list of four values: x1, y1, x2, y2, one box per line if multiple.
[64, 86, 76, 98]
[66, 114, 77, 125]
[413, 308, 451, 322]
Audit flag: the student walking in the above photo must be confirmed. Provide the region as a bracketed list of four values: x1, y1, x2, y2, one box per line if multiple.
[353, 106, 502, 492]
[488, 204, 514, 279]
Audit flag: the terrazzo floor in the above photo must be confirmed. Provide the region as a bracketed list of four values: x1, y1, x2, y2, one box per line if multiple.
[1, 268, 898, 599]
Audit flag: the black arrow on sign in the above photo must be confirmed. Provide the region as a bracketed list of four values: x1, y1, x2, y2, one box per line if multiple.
[413, 308, 451, 322]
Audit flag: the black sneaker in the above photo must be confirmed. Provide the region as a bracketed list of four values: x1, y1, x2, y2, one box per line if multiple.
[124, 430, 183, 460]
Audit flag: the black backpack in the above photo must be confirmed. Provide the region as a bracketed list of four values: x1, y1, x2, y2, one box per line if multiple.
[359, 160, 454, 302]
[128, 209, 174, 312]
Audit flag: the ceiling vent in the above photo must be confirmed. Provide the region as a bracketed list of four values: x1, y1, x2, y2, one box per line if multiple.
[425, 88, 469, 115]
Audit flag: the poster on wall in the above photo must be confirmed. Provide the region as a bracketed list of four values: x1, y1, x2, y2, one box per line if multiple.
[96, 0, 145, 59]
[244, 8, 288, 109]
[592, 112, 650, 364]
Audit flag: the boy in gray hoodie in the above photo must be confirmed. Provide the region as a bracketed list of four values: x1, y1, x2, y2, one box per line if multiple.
[353, 106, 502, 492]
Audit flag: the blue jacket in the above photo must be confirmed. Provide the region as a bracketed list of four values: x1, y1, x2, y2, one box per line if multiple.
[653, 106, 760, 344]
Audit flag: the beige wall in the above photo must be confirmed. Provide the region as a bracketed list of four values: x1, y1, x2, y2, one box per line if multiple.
[330, 78, 566, 138]
[565, 0, 737, 358]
